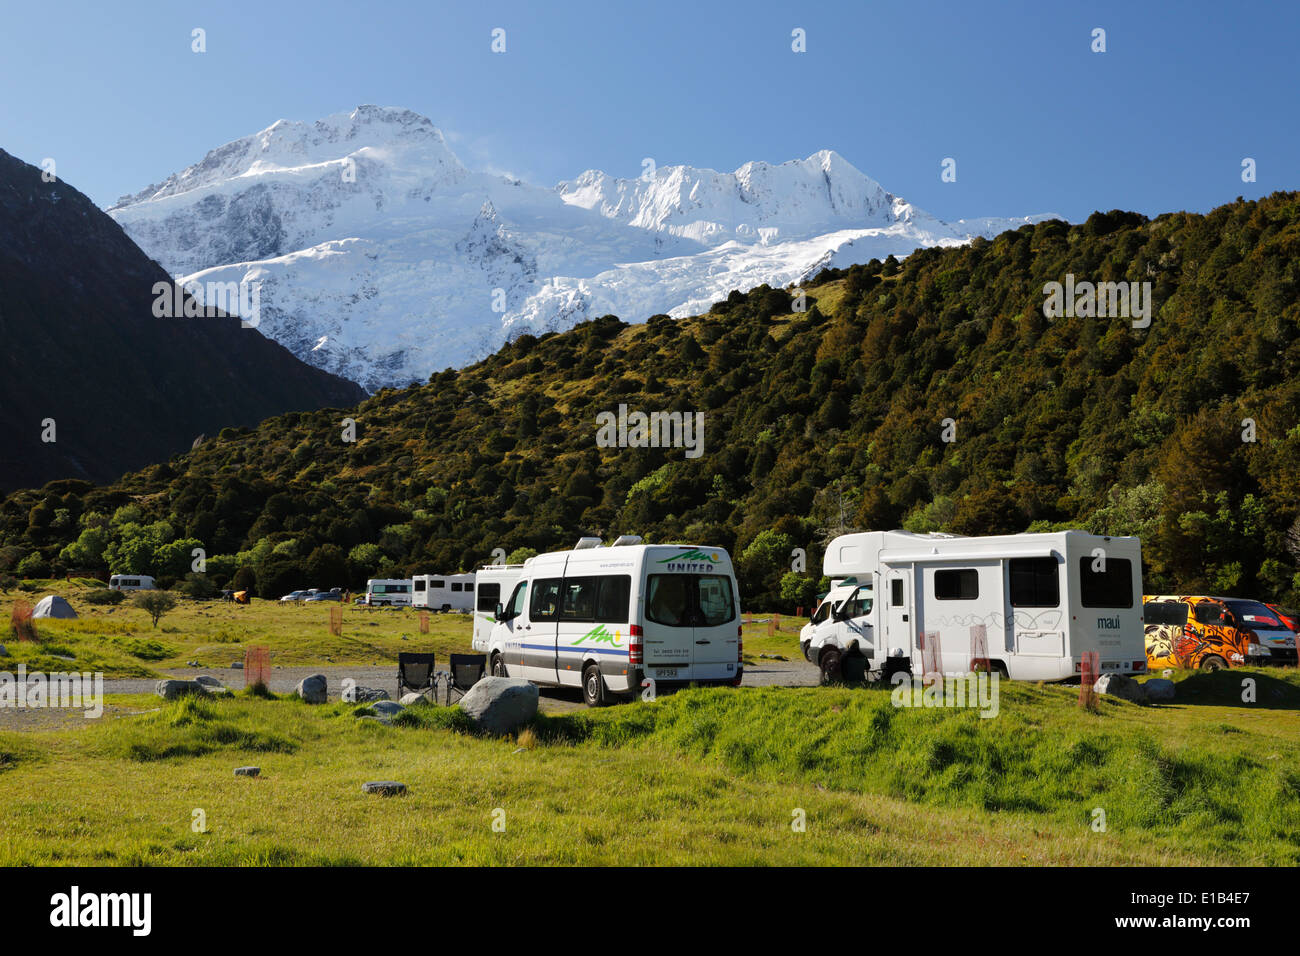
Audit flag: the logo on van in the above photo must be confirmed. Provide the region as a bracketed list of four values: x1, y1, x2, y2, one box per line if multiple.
[658, 549, 720, 572]
[574, 624, 622, 647]
[1097, 616, 1121, 630]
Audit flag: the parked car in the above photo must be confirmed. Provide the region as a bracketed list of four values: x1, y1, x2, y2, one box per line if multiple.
[305, 591, 341, 602]
[279, 590, 311, 602]
[1143, 595, 1296, 669]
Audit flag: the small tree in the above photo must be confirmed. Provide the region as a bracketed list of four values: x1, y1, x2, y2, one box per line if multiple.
[133, 591, 177, 628]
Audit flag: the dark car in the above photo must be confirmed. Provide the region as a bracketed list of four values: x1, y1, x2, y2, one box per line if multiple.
[306, 591, 342, 602]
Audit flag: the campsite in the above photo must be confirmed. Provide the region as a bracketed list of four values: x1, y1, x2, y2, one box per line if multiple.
[1, 578, 1298, 866]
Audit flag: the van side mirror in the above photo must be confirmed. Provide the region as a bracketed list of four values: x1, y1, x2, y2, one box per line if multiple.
[495, 602, 507, 620]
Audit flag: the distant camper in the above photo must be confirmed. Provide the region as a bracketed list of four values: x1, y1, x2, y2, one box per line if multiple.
[471, 564, 526, 648]
[363, 578, 412, 607]
[109, 574, 155, 592]
[412, 573, 476, 612]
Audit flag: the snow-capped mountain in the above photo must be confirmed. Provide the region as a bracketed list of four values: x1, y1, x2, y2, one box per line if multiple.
[109, 106, 1054, 391]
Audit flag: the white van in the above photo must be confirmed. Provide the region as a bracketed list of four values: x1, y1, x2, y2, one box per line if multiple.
[412, 573, 476, 611]
[109, 574, 156, 592]
[481, 536, 743, 706]
[364, 578, 412, 607]
[810, 530, 1148, 682]
[471, 564, 525, 650]
[799, 581, 859, 661]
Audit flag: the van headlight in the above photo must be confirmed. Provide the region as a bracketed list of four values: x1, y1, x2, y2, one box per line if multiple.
[1248, 643, 1269, 656]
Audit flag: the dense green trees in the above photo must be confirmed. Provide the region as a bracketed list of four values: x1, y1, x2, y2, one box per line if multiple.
[1, 193, 1298, 607]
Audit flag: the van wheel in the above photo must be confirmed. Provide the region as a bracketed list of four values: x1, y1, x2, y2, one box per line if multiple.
[1200, 655, 1227, 672]
[491, 654, 508, 678]
[819, 647, 843, 685]
[583, 664, 607, 707]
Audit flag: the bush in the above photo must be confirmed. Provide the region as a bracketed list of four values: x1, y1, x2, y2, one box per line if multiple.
[16, 552, 49, 578]
[132, 591, 177, 628]
[82, 588, 126, 606]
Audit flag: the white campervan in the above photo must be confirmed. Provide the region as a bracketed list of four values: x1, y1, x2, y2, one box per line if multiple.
[809, 530, 1148, 682]
[799, 581, 859, 662]
[412, 573, 475, 612]
[364, 578, 412, 607]
[481, 536, 743, 706]
[471, 564, 525, 650]
[109, 574, 156, 591]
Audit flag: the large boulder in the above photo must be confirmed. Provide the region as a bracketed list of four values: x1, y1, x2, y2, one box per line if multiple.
[348, 685, 390, 703]
[371, 700, 404, 719]
[1094, 673, 1147, 704]
[400, 691, 432, 706]
[1144, 678, 1176, 703]
[296, 673, 328, 704]
[156, 679, 208, 700]
[458, 676, 539, 736]
[194, 675, 224, 689]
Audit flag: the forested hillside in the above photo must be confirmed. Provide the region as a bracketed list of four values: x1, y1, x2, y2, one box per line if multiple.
[2, 192, 1298, 608]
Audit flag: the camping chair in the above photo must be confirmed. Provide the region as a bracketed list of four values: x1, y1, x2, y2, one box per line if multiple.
[397, 652, 437, 700]
[445, 653, 487, 705]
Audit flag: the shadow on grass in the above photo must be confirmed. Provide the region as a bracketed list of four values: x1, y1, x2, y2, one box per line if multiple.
[1159, 669, 1300, 710]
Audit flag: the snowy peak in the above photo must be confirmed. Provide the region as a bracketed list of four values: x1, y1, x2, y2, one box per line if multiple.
[556, 149, 928, 245]
[110, 105, 465, 209]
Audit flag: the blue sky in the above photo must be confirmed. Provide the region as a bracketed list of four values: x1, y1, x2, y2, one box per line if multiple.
[1, 0, 1294, 221]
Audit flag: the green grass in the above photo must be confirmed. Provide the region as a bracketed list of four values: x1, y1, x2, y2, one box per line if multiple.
[1, 669, 1297, 865]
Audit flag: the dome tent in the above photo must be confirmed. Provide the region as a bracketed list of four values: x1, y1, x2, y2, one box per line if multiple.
[32, 595, 78, 619]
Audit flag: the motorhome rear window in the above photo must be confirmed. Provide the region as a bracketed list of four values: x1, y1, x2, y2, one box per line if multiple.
[646, 574, 735, 627]
[934, 569, 979, 600]
[1009, 557, 1060, 607]
[1144, 601, 1188, 626]
[414, 580, 426, 591]
[1078, 557, 1133, 608]
[476, 583, 501, 612]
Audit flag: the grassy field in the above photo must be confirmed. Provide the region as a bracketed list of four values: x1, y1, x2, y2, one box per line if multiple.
[1, 667, 1297, 865]
[3, 582, 1298, 866]
[0, 583, 798, 676]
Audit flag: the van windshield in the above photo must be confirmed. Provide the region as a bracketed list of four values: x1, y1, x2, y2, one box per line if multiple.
[646, 574, 736, 628]
[1225, 600, 1288, 631]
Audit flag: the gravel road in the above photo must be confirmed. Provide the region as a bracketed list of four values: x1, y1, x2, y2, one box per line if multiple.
[0, 658, 822, 730]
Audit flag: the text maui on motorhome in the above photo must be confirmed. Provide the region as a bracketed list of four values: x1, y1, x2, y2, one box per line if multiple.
[0, 665, 103, 718]
[595, 404, 705, 459]
[1042, 274, 1152, 329]
[49, 886, 151, 936]
[152, 279, 261, 328]
[891, 670, 1000, 718]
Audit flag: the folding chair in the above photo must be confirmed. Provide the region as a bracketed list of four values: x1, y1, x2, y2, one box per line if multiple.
[446, 653, 487, 705]
[397, 652, 437, 699]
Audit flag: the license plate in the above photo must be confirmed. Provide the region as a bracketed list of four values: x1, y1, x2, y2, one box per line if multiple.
[655, 667, 679, 678]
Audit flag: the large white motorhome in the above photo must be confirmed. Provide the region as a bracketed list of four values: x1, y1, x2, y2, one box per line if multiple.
[478, 536, 743, 706]
[808, 530, 1148, 682]
[363, 578, 412, 607]
[412, 573, 476, 612]
[471, 564, 525, 649]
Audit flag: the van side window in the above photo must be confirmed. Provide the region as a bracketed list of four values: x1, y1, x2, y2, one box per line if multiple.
[476, 583, 501, 612]
[934, 569, 979, 600]
[560, 578, 597, 620]
[1078, 557, 1133, 608]
[530, 578, 563, 620]
[1145, 601, 1188, 626]
[1009, 557, 1060, 607]
[451, 583, 463, 592]
[431, 580, 445, 589]
[594, 576, 631, 624]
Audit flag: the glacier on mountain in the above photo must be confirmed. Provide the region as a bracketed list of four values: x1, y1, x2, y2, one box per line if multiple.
[109, 105, 1054, 392]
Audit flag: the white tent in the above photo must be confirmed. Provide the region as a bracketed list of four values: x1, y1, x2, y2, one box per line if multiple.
[32, 595, 78, 619]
